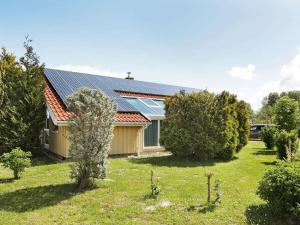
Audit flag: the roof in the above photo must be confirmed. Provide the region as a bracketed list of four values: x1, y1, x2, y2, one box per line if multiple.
[45, 81, 149, 123]
[44, 68, 199, 123]
[44, 68, 198, 112]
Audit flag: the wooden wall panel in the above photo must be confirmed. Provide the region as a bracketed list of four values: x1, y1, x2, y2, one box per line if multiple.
[49, 120, 68, 158]
[111, 126, 143, 155]
[49, 124, 144, 157]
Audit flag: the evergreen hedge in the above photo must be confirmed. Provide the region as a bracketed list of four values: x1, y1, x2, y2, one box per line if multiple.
[160, 90, 250, 160]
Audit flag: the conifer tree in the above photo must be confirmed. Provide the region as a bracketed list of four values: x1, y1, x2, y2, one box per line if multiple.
[0, 37, 45, 152]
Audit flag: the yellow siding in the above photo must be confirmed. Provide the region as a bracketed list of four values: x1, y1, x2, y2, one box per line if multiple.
[111, 126, 143, 155]
[49, 120, 69, 158]
[49, 123, 144, 157]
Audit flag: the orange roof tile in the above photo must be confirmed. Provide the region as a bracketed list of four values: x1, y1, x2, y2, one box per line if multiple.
[45, 82, 149, 123]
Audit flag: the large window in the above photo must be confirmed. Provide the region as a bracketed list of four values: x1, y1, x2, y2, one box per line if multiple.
[144, 120, 162, 147]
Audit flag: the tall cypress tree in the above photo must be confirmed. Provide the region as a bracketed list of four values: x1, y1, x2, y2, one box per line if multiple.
[0, 37, 45, 153]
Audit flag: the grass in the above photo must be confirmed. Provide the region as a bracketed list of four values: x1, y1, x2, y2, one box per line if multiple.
[0, 141, 291, 225]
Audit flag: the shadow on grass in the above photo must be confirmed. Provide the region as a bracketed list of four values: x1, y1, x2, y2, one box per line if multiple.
[31, 156, 57, 167]
[253, 150, 277, 156]
[0, 183, 92, 212]
[245, 204, 299, 225]
[261, 161, 278, 166]
[187, 202, 218, 214]
[128, 155, 238, 168]
[0, 178, 15, 184]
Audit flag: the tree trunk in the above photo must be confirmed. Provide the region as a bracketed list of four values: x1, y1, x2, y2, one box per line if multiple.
[13, 170, 19, 179]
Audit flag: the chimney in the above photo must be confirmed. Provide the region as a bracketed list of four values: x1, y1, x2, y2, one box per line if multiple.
[125, 72, 134, 80]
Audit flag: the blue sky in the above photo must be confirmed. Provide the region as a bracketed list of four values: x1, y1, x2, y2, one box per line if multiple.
[1, 0, 300, 109]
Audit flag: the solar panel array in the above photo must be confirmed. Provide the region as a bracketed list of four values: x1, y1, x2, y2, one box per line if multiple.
[44, 68, 198, 112]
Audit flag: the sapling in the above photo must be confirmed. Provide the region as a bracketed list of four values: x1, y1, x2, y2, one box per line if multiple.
[150, 170, 160, 198]
[214, 179, 223, 203]
[205, 171, 214, 203]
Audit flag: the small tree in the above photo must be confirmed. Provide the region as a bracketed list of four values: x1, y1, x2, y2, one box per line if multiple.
[276, 130, 299, 160]
[150, 170, 160, 198]
[67, 88, 117, 190]
[0, 147, 32, 179]
[260, 126, 278, 149]
[274, 96, 300, 132]
[205, 171, 214, 203]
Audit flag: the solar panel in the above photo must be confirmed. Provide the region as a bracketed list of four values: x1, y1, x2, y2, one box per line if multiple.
[44, 68, 198, 113]
[125, 98, 165, 118]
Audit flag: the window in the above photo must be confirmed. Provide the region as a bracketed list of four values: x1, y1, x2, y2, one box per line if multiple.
[140, 99, 161, 107]
[144, 120, 162, 147]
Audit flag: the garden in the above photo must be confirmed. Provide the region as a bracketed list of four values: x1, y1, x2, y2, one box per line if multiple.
[0, 141, 296, 225]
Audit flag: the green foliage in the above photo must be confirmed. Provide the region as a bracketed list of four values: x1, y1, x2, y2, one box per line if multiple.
[0, 147, 31, 179]
[236, 101, 250, 152]
[257, 162, 300, 218]
[150, 170, 160, 198]
[274, 96, 300, 132]
[161, 90, 250, 161]
[67, 88, 117, 190]
[275, 130, 299, 160]
[260, 126, 278, 149]
[262, 92, 280, 107]
[0, 37, 45, 153]
[252, 105, 275, 124]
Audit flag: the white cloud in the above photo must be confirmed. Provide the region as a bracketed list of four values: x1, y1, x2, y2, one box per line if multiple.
[228, 64, 256, 80]
[53, 65, 126, 78]
[247, 54, 300, 110]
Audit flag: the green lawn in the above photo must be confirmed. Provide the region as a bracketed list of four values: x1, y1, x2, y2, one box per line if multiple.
[0, 141, 286, 225]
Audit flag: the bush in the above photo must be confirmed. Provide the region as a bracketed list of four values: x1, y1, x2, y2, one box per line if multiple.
[0, 147, 32, 179]
[160, 90, 250, 161]
[260, 126, 278, 149]
[257, 162, 300, 218]
[67, 88, 117, 190]
[275, 130, 299, 160]
[236, 100, 250, 152]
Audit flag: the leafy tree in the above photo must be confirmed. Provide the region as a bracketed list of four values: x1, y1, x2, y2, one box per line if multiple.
[262, 92, 280, 107]
[260, 126, 278, 149]
[252, 105, 275, 124]
[274, 96, 300, 131]
[67, 88, 117, 190]
[0, 37, 45, 153]
[236, 100, 250, 152]
[0, 147, 32, 179]
[275, 130, 299, 160]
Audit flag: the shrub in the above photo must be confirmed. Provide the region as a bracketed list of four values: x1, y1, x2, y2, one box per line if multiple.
[257, 162, 300, 218]
[260, 126, 278, 149]
[0, 147, 32, 179]
[275, 130, 299, 160]
[236, 100, 251, 152]
[67, 88, 117, 190]
[161, 90, 249, 161]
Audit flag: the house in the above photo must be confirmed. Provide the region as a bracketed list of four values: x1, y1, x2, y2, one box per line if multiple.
[44, 68, 197, 158]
